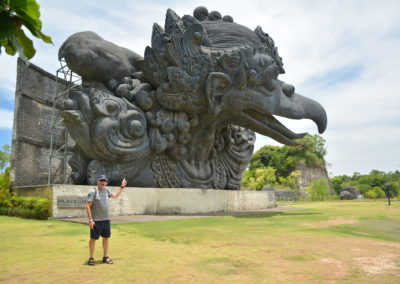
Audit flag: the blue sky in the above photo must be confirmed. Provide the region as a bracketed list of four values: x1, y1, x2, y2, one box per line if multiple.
[0, 0, 399, 176]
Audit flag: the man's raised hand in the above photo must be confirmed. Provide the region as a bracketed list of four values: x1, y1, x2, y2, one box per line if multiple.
[121, 178, 127, 188]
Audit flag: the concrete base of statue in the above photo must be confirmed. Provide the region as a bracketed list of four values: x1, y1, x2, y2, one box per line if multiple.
[12, 185, 276, 218]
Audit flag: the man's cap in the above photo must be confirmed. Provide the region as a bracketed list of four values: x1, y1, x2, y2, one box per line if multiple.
[97, 174, 108, 181]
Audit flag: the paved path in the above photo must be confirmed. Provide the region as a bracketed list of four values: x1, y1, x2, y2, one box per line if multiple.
[60, 206, 304, 224]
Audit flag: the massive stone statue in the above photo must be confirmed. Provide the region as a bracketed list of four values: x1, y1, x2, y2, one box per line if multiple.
[59, 7, 327, 189]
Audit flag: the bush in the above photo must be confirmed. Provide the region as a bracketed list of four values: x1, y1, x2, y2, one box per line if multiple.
[364, 189, 377, 199]
[0, 166, 11, 200]
[278, 171, 301, 189]
[305, 179, 331, 201]
[0, 165, 51, 220]
[242, 167, 276, 190]
[0, 195, 51, 220]
[364, 187, 385, 199]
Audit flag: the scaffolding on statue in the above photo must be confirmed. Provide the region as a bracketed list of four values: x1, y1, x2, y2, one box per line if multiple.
[47, 59, 81, 185]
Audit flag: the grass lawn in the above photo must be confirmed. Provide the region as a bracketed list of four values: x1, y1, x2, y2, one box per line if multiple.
[0, 200, 399, 283]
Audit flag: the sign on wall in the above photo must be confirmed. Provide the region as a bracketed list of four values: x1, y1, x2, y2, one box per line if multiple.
[57, 196, 86, 208]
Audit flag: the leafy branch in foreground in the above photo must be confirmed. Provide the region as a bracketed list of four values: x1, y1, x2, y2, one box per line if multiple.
[0, 0, 52, 61]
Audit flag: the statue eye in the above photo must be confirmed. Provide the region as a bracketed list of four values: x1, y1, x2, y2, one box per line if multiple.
[282, 83, 295, 97]
[128, 120, 145, 138]
[106, 103, 118, 112]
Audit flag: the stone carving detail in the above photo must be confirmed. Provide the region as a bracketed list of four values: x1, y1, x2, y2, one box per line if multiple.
[68, 150, 90, 184]
[60, 7, 327, 189]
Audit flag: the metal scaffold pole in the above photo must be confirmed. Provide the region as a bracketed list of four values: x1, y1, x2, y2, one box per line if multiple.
[47, 59, 81, 185]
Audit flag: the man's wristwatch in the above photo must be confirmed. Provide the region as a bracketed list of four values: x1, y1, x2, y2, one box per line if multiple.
[89, 219, 94, 223]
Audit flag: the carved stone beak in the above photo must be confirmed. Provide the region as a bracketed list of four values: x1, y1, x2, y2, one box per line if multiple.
[274, 92, 327, 134]
[236, 86, 328, 146]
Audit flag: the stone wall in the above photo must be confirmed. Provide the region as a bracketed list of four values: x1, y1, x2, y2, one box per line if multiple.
[295, 163, 334, 194]
[275, 190, 301, 201]
[11, 58, 75, 186]
[13, 185, 276, 218]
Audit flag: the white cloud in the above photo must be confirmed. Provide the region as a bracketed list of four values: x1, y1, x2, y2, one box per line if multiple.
[0, 109, 14, 129]
[325, 125, 400, 176]
[0, 55, 17, 100]
[0, 0, 399, 176]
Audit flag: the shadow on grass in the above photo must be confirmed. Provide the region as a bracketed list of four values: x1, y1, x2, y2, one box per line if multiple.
[233, 212, 321, 219]
[326, 218, 400, 242]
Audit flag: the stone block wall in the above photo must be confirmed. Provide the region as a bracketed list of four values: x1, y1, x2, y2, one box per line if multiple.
[11, 58, 75, 186]
[13, 185, 276, 218]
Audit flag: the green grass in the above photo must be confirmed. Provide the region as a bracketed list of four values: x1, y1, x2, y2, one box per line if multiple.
[284, 254, 316, 261]
[0, 200, 399, 283]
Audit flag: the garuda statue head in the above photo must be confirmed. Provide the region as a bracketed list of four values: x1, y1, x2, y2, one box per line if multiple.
[60, 7, 327, 189]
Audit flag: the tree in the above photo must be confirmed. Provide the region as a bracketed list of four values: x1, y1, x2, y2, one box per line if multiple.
[354, 183, 371, 195]
[305, 179, 331, 201]
[286, 134, 327, 166]
[243, 134, 328, 191]
[242, 167, 276, 191]
[246, 134, 328, 188]
[330, 175, 351, 195]
[0, 145, 11, 199]
[278, 170, 301, 189]
[0, 166, 11, 194]
[364, 187, 385, 199]
[0, 144, 11, 172]
[0, 0, 52, 61]
[331, 169, 400, 198]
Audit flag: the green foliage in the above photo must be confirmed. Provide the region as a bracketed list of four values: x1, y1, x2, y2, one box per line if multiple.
[0, 194, 50, 219]
[0, 144, 12, 200]
[364, 188, 377, 199]
[249, 134, 327, 178]
[305, 179, 331, 201]
[0, 166, 11, 199]
[244, 134, 327, 191]
[0, 0, 52, 61]
[354, 184, 371, 195]
[330, 170, 400, 199]
[287, 134, 327, 166]
[364, 187, 385, 199]
[0, 144, 11, 172]
[388, 181, 400, 197]
[242, 167, 276, 190]
[0, 163, 50, 219]
[330, 175, 350, 195]
[277, 170, 301, 189]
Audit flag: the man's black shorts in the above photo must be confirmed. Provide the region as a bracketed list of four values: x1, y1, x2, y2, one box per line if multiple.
[90, 220, 111, 239]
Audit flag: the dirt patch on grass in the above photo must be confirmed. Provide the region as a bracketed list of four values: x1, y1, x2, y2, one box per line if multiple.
[315, 236, 400, 280]
[319, 258, 347, 279]
[264, 234, 400, 282]
[354, 254, 400, 274]
[377, 242, 400, 248]
[305, 219, 359, 228]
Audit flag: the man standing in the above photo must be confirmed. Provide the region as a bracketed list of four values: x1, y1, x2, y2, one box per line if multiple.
[85, 175, 127, 265]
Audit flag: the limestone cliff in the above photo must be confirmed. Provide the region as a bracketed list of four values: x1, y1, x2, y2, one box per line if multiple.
[295, 162, 334, 194]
